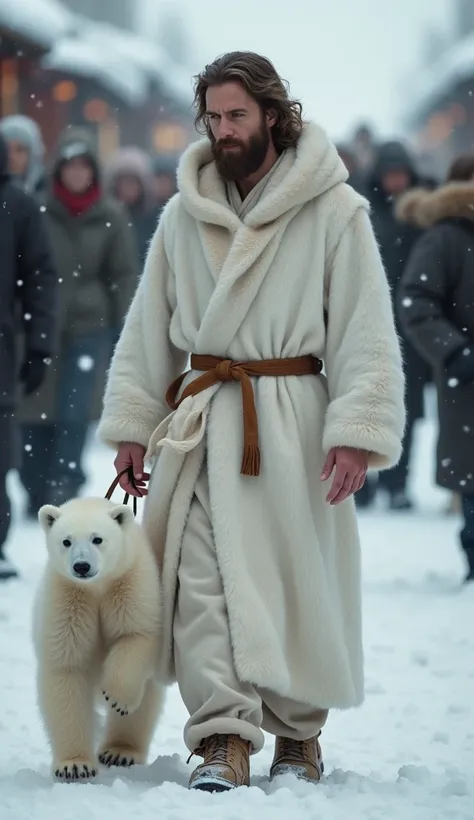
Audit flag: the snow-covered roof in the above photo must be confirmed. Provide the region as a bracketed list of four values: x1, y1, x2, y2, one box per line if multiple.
[42, 36, 148, 106]
[75, 19, 193, 109]
[405, 34, 474, 125]
[0, 0, 75, 49]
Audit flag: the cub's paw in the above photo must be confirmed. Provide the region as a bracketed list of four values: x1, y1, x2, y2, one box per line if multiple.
[54, 759, 98, 781]
[102, 689, 129, 716]
[99, 746, 145, 768]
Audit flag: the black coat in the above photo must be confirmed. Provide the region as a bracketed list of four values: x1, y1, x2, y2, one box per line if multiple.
[367, 142, 431, 420]
[398, 182, 474, 493]
[0, 135, 57, 412]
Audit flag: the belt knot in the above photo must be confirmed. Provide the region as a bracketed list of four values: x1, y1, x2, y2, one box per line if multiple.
[215, 359, 235, 382]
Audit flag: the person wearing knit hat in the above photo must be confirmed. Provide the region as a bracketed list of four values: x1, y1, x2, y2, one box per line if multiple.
[0, 115, 46, 195]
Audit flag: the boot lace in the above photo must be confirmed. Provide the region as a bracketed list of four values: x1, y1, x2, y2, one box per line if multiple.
[277, 737, 307, 762]
[187, 734, 232, 765]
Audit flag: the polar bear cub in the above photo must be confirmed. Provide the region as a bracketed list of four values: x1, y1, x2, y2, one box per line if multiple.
[34, 497, 163, 781]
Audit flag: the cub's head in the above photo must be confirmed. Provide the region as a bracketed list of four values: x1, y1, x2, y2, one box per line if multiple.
[38, 498, 136, 583]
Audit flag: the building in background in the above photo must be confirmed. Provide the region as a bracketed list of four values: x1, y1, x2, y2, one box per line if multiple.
[60, 0, 134, 31]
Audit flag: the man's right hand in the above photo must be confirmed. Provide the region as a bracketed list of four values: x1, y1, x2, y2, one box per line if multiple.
[114, 442, 150, 496]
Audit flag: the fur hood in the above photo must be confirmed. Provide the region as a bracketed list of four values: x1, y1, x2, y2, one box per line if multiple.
[177, 121, 348, 228]
[104, 147, 155, 208]
[396, 182, 474, 227]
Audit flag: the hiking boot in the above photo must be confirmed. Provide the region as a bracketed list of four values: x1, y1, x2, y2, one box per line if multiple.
[270, 734, 324, 783]
[188, 733, 250, 792]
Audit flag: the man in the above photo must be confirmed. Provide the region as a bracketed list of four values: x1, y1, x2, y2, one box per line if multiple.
[98, 52, 405, 792]
[358, 141, 431, 511]
[0, 134, 57, 580]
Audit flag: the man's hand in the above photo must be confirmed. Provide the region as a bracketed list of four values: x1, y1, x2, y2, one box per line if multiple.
[114, 442, 150, 497]
[321, 446, 369, 505]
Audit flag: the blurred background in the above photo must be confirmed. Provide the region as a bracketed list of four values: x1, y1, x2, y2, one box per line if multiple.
[0, 0, 471, 177]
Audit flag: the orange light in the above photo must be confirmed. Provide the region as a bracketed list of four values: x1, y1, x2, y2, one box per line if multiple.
[52, 80, 77, 103]
[1, 60, 19, 114]
[152, 123, 187, 152]
[83, 98, 109, 123]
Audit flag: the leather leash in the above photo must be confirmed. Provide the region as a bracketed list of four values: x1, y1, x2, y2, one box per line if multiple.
[104, 466, 142, 517]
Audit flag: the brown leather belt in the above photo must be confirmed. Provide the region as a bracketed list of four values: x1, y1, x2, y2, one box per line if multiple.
[166, 354, 323, 477]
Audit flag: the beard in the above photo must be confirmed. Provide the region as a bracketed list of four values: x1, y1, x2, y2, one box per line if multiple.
[211, 119, 270, 182]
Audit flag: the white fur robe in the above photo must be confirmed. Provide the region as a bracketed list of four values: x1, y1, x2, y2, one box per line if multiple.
[98, 122, 405, 710]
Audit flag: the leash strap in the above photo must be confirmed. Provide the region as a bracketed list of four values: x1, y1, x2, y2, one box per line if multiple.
[104, 467, 142, 517]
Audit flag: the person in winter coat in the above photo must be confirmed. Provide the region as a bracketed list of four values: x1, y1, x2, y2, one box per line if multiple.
[0, 134, 57, 580]
[18, 129, 138, 513]
[0, 115, 46, 195]
[151, 154, 178, 212]
[98, 52, 405, 792]
[336, 144, 367, 195]
[398, 152, 474, 584]
[105, 147, 160, 267]
[358, 140, 431, 511]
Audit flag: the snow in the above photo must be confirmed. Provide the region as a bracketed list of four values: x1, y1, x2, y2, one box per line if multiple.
[405, 32, 474, 124]
[42, 37, 147, 107]
[0, 0, 75, 49]
[1, 393, 473, 819]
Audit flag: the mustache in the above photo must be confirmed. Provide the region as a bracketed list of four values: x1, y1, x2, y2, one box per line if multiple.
[215, 138, 244, 150]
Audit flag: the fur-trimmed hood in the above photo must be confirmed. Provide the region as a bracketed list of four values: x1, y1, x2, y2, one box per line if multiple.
[176, 121, 348, 228]
[396, 182, 474, 227]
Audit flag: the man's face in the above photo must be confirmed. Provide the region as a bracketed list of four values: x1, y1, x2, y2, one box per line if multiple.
[7, 140, 30, 177]
[381, 169, 411, 196]
[205, 82, 275, 181]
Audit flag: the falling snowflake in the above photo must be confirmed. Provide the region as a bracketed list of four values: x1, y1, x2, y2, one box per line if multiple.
[43, 357, 52, 366]
[24, 444, 32, 452]
[41, 413, 47, 420]
[460, 479, 467, 487]
[106, 222, 111, 228]
[462, 348, 471, 356]
[68, 462, 77, 470]
[24, 313, 32, 321]
[463, 426, 471, 433]
[77, 356, 95, 372]
[402, 297, 413, 307]
[448, 378, 459, 388]
[58, 278, 63, 284]
[420, 274, 428, 281]
[441, 458, 452, 468]
[17, 279, 23, 287]
[40, 205, 47, 213]
[73, 271, 80, 278]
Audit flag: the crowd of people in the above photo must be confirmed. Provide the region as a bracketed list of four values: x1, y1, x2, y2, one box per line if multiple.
[0, 115, 177, 580]
[1, 109, 473, 587]
[338, 126, 474, 582]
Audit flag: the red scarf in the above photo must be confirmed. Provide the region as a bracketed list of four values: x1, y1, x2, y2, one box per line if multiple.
[54, 179, 101, 217]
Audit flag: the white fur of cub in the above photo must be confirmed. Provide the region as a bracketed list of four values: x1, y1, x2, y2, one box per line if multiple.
[34, 497, 163, 781]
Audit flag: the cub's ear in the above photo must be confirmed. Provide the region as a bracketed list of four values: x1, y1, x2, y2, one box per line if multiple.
[109, 505, 134, 527]
[38, 505, 61, 533]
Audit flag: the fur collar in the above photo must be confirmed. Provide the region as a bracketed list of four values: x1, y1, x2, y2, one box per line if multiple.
[176, 121, 348, 229]
[396, 182, 474, 227]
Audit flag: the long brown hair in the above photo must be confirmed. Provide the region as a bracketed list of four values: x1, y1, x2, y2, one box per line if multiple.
[193, 51, 304, 152]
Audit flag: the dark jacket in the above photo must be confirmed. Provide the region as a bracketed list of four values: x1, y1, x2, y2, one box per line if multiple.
[367, 142, 431, 419]
[0, 134, 57, 411]
[105, 147, 159, 267]
[398, 181, 474, 493]
[20, 129, 139, 424]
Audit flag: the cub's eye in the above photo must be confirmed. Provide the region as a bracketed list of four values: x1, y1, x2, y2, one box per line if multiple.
[92, 537, 103, 546]
[63, 539, 72, 548]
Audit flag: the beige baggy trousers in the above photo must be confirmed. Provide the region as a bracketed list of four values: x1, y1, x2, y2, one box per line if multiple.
[173, 463, 328, 753]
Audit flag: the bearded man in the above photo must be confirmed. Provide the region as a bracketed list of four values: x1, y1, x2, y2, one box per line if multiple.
[98, 52, 405, 793]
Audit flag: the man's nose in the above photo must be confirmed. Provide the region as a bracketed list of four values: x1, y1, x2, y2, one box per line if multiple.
[217, 119, 235, 140]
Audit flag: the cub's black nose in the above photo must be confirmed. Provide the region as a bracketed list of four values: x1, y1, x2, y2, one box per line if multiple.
[73, 561, 91, 577]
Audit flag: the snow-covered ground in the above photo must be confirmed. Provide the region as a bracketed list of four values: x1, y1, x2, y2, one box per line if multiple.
[1, 396, 473, 820]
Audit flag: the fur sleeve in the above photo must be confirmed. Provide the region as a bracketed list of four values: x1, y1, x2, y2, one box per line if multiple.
[97, 217, 188, 450]
[322, 207, 405, 469]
